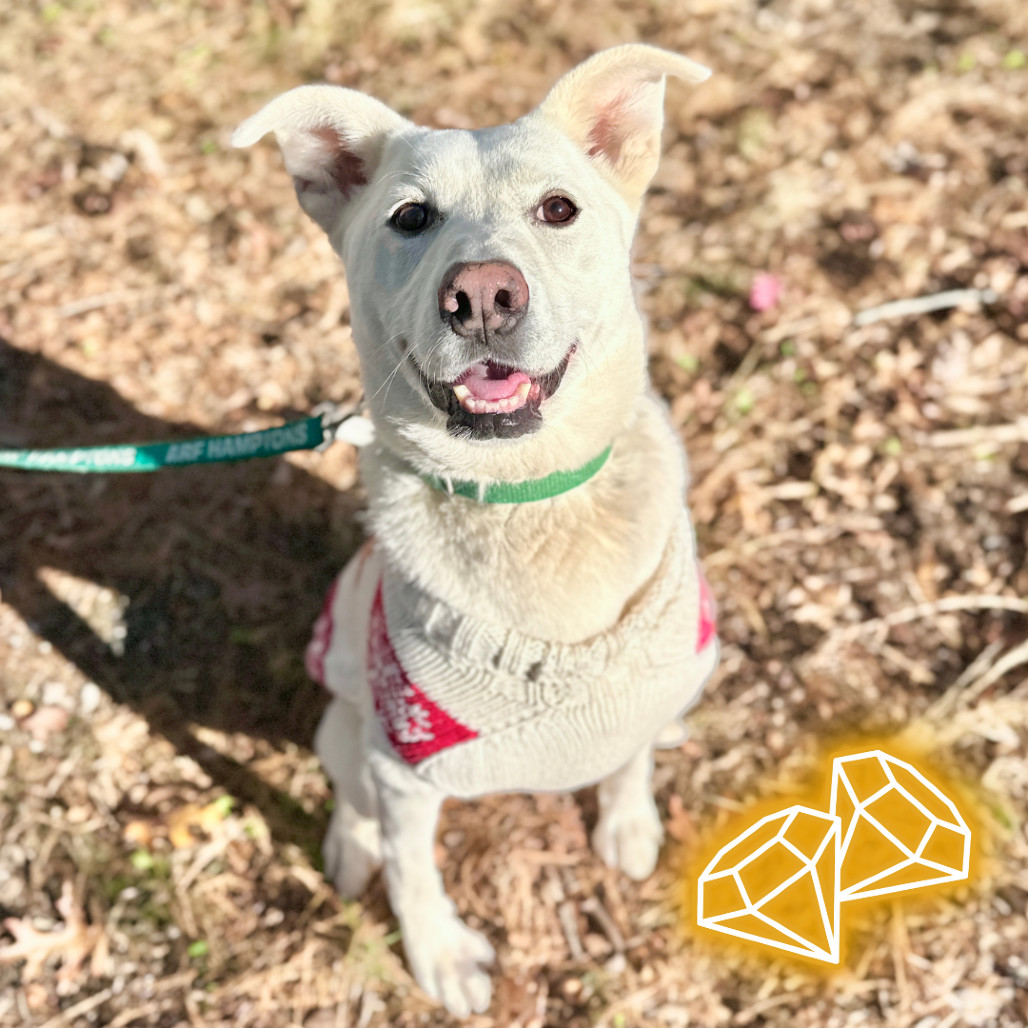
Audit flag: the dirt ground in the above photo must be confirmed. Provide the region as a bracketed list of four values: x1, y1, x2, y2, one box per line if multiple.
[2, 1, 1027, 1025]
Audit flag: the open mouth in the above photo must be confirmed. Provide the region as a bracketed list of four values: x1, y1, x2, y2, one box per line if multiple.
[416, 347, 575, 439]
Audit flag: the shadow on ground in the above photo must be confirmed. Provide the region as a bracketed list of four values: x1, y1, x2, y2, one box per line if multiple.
[0, 335, 364, 855]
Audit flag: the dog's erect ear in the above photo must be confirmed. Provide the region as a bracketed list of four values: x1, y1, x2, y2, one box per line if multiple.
[232, 85, 411, 232]
[534, 44, 710, 207]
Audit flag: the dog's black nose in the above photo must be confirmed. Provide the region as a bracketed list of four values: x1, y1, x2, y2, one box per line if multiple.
[438, 261, 529, 339]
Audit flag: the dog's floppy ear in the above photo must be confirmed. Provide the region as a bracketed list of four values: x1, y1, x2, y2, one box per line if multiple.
[232, 85, 411, 233]
[534, 44, 710, 208]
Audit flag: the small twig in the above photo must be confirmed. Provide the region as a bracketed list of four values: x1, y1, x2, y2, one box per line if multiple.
[921, 417, 1028, 449]
[56, 291, 134, 318]
[107, 979, 202, 1028]
[581, 896, 626, 953]
[733, 992, 806, 1023]
[926, 639, 1028, 721]
[761, 315, 820, 345]
[953, 641, 1007, 693]
[955, 637, 1028, 710]
[705, 524, 845, 568]
[37, 987, 114, 1028]
[507, 848, 580, 866]
[107, 1000, 163, 1028]
[840, 594, 1028, 642]
[877, 642, 935, 685]
[594, 984, 662, 1028]
[925, 639, 1005, 719]
[724, 339, 765, 393]
[890, 901, 912, 1017]
[853, 287, 999, 327]
[556, 901, 584, 961]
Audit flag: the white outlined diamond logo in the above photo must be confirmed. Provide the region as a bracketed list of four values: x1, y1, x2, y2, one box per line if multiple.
[697, 806, 840, 962]
[832, 750, 971, 901]
[696, 750, 972, 963]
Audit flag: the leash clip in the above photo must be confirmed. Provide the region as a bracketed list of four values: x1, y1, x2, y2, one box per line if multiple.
[314, 401, 376, 451]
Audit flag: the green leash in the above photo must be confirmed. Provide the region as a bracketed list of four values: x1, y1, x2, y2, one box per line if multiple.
[1, 402, 610, 503]
[422, 444, 612, 503]
[0, 409, 356, 474]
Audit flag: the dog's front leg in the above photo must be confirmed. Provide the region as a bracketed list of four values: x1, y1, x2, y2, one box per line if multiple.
[369, 751, 495, 1016]
[592, 744, 664, 880]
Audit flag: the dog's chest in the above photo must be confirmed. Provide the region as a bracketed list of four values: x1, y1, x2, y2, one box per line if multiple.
[368, 514, 718, 797]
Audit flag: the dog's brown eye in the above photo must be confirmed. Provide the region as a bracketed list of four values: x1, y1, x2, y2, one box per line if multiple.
[537, 196, 578, 225]
[391, 202, 431, 233]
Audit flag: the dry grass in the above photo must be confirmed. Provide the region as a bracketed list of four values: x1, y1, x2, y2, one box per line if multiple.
[1, 1, 1027, 1025]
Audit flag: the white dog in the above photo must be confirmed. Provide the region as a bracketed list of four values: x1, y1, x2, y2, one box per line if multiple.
[234, 45, 719, 1017]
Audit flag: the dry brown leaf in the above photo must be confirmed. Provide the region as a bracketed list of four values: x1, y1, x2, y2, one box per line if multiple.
[666, 794, 697, 845]
[0, 882, 103, 983]
[166, 799, 231, 849]
[122, 819, 154, 848]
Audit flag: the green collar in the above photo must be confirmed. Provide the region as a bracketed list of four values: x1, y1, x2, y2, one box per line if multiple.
[422, 444, 612, 503]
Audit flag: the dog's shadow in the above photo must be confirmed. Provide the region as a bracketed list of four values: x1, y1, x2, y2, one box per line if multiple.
[0, 335, 364, 855]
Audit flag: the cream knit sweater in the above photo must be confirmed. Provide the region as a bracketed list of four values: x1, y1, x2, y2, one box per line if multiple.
[308, 514, 717, 799]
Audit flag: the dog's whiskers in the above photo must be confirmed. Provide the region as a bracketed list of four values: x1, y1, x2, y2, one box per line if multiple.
[371, 334, 413, 404]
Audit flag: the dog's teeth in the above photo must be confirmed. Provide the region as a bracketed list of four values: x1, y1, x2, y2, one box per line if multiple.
[455, 379, 535, 415]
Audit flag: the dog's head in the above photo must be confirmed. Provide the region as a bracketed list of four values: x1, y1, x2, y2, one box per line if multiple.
[234, 46, 709, 482]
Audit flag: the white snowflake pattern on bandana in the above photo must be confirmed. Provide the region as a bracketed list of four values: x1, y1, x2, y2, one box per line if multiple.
[366, 585, 477, 763]
[369, 643, 435, 745]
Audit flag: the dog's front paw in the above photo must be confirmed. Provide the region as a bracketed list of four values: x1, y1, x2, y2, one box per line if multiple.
[592, 797, 664, 880]
[404, 913, 495, 1017]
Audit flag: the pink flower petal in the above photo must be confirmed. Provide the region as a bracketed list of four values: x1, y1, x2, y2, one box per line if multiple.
[749, 272, 783, 312]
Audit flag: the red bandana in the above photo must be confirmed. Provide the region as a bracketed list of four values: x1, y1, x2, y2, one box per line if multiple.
[696, 569, 717, 653]
[367, 585, 478, 763]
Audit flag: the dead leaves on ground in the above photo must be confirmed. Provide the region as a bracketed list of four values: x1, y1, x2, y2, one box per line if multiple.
[0, 882, 106, 984]
[0, 797, 235, 994]
[20, 706, 71, 742]
[122, 795, 236, 853]
[165, 796, 235, 850]
[9, 700, 72, 742]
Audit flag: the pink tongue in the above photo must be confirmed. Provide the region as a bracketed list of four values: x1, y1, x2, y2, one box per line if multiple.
[458, 364, 531, 401]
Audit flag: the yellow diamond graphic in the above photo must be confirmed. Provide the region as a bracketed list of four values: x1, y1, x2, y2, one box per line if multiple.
[831, 750, 971, 900]
[697, 805, 841, 962]
[695, 750, 974, 963]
